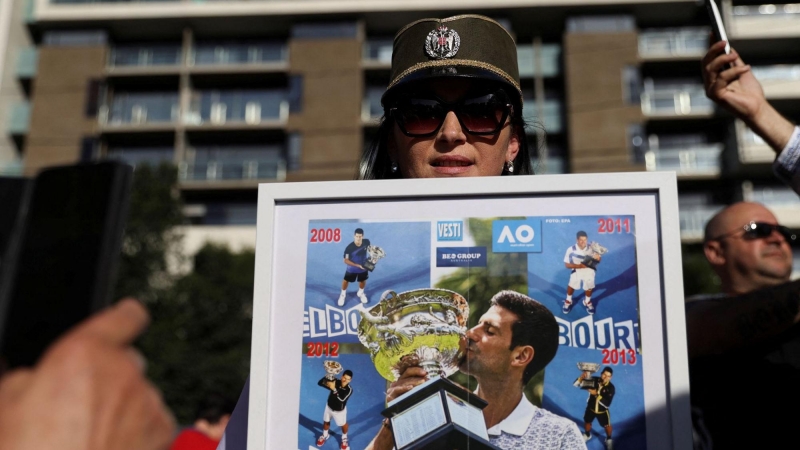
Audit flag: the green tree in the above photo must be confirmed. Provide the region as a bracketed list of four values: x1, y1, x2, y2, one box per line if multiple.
[113, 163, 183, 302]
[140, 244, 254, 424]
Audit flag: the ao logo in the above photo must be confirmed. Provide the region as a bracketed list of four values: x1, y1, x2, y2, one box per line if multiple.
[497, 224, 535, 243]
[491, 219, 542, 253]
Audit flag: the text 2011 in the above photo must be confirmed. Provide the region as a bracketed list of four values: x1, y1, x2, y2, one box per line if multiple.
[597, 218, 631, 234]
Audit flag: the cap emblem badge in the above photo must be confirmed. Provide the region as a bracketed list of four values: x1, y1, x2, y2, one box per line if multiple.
[424, 25, 460, 59]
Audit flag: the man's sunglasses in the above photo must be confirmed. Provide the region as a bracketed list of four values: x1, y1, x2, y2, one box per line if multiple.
[710, 221, 797, 243]
[388, 91, 514, 137]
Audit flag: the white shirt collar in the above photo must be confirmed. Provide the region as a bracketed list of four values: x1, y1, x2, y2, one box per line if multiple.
[484, 392, 535, 437]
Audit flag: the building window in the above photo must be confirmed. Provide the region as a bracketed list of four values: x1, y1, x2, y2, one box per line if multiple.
[566, 16, 635, 33]
[110, 44, 182, 67]
[288, 133, 302, 171]
[288, 76, 303, 114]
[188, 90, 287, 125]
[192, 41, 286, 65]
[106, 146, 175, 169]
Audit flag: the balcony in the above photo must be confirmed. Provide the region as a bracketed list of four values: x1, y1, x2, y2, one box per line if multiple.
[641, 79, 714, 118]
[101, 92, 179, 129]
[106, 146, 175, 168]
[730, 3, 800, 39]
[644, 144, 723, 177]
[517, 43, 561, 78]
[736, 120, 775, 163]
[16, 48, 38, 78]
[523, 98, 562, 133]
[7, 102, 31, 135]
[362, 86, 385, 123]
[363, 39, 392, 69]
[179, 145, 286, 185]
[752, 64, 800, 99]
[185, 90, 288, 127]
[742, 181, 800, 226]
[679, 207, 722, 242]
[109, 45, 181, 69]
[638, 27, 708, 60]
[0, 160, 24, 177]
[191, 42, 287, 71]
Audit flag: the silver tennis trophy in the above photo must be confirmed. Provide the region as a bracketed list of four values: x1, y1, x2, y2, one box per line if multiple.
[362, 245, 386, 272]
[323, 360, 343, 381]
[358, 288, 499, 450]
[573, 362, 602, 389]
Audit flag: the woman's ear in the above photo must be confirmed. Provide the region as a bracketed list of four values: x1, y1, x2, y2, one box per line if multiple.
[505, 126, 521, 163]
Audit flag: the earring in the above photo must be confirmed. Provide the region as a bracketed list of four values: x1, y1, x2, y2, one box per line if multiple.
[506, 160, 514, 173]
[390, 161, 398, 173]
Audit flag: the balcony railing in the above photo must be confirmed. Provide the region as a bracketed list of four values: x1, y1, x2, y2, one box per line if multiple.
[102, 93, 179, 125]
[639, 27, 709, 58]
[644, 144, 723, 175]
[0, 160, 24, 177]
[362, 86, 385, 121]
[737, 120, 775, 163]
[110, 45, 181, 67]
[523, 99, 563, 133]
[186, 90, 287, 125]
[641, 87, 713, 116]
[745, 185, 798, 207]
[179, 146, 286, 182]
[363, 39, 393, 64]
[191, 42, 286, 66]
[517, 44, 561, 78]
[107, 147, 175, 168]
[752, 64, 800, 82]
[16, 48, 38, 78]
[732, 3, 800, 16]
[8, 102, 31, 134]
[679, 207, 722, 240]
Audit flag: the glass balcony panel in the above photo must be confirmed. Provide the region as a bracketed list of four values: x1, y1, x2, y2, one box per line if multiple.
[108, 92, 179, 125]
[106, 147, 174, 168]
[733, 3, 800, 16]
[8, 102, 31, 134]
[542, 100, 562, 133]
[182, 145, 285, 181]
[363, 39, 393, 63]
[0, 160, 24, 177]
[752, 64, 800, 82]
[16, 48, 38, 78]
[363, 86, 385, 120]
[749, 186, 797, 207]
[644, 144, 723, 174]
[639, 28, 709, 57]
[193, 42, 286, 65]
[537, 44, 561, 77]
[679, 207, 722, 239]
[517, 45, 535, 77]
[110, 45, 181, 67]
[191, 90, 286, 124]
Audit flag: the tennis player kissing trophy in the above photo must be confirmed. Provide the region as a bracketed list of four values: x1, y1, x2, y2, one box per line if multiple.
[358, 288, 499, 450]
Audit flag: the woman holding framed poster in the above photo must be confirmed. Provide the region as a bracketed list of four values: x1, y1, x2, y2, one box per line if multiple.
[246, 13, 691, 450]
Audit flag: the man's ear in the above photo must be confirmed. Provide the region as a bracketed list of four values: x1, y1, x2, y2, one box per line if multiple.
[511, 345, 534, 368]
[704, 240, 726, 266]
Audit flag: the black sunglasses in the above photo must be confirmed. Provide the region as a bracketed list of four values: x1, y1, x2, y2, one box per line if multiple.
[388, 91, 514, 137]
[710, 221, 797, 243]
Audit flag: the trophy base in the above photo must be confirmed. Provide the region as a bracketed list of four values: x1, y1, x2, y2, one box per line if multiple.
[382, 377, 500, 450]
[362, 261, 375, 271]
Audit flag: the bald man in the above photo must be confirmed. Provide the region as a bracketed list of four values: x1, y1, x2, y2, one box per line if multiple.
[687, 203, 800, 449]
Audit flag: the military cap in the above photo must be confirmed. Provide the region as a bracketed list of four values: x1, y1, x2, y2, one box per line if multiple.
[382, 14, 521, 106]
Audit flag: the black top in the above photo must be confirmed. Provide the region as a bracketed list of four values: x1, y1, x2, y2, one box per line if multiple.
[318, 376, 353, 411]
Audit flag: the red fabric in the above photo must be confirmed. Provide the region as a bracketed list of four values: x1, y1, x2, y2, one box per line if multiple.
[170, 429, 219, 450]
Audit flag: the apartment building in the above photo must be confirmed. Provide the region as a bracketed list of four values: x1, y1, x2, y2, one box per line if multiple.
[4, 0, 800, 258]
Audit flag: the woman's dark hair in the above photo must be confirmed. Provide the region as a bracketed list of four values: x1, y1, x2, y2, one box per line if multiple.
[356, 86, 535, 180]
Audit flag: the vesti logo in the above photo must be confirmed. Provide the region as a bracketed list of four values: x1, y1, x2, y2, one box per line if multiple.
[491, 219, 542, 253]
[437, 221, 463, 241]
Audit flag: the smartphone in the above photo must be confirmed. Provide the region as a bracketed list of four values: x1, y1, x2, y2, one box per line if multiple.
[706, 0, 731, 55]
[0, 161, 132, 369]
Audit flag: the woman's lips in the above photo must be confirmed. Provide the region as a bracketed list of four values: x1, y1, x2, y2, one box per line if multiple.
[431, 156, 473, 174]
